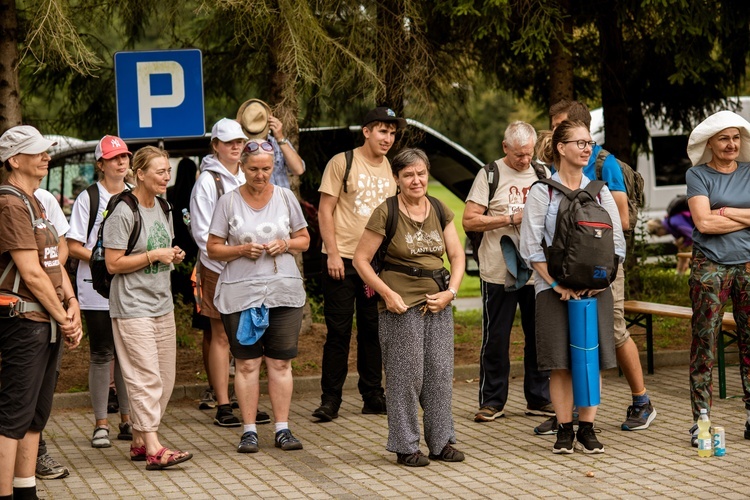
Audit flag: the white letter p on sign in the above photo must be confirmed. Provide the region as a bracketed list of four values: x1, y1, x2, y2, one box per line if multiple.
[136, 61, 185, 128]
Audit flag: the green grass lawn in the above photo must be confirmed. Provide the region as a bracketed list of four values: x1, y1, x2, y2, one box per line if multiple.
[428, 180, 481, 297]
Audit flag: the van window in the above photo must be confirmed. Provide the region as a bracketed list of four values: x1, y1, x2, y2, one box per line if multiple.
[651, 135, 691, 187]
[43, 154, 97, 215]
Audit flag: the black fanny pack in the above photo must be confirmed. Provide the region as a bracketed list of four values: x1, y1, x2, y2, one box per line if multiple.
[382, 262, 451, 291]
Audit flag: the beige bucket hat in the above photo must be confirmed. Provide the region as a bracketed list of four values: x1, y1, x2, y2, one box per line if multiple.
[236, 99, 272, 140]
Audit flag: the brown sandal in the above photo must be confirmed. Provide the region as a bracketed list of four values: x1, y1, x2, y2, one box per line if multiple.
[145, 447, 193, 470]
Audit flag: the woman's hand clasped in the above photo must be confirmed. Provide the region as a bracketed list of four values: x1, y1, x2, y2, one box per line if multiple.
[263, 238, 288, 257]
[424, 291, 453, 314]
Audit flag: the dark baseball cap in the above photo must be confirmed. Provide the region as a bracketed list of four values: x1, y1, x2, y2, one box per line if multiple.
[362, 107, 407, 130]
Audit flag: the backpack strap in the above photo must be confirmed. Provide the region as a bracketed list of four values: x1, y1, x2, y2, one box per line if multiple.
[483, 161, 499, 210]
[342, 150, 354, 194]
[211, 171, 225, 199]
[594, 149, 610, 181]
[156, 196, 172, 217]
[426, 195, 448, 230]
[534, 178, 572, 196]
[0, 186, 43, 227]
[532, 161, 548, 180]
[583, 180, 607, 199]
[373, 196, 399, 266]
[85, 183, 100, 240]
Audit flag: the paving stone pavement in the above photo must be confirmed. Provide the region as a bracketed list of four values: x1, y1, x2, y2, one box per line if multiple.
[38, 365, 750, 499]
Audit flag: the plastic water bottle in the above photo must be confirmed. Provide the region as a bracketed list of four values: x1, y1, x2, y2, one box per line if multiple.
[182, 208, 191, 231]
[697, 408, 712, 457]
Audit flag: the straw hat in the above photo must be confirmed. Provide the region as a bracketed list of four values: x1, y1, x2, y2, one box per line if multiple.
[236, 99, 272, 139]
[686, 110, 750, 166]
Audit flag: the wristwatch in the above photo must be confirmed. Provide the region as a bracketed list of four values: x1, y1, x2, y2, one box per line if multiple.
[448, 288, 458, 301]
[277, 138, 289, 146]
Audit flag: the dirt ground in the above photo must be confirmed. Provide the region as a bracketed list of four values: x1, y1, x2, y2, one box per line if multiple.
[56, 319, 690, 394]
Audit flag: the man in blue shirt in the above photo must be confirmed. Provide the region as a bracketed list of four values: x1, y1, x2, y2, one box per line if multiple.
[237, 99, 306, 188]
[542, 100, 656, 434]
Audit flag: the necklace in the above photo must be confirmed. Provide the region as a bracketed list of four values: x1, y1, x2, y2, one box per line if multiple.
[402, 195, 427, 242]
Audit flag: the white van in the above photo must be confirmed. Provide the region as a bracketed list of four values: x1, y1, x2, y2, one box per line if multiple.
[589, 96, 750, 225]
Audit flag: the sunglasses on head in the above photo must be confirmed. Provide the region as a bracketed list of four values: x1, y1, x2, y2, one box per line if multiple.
[244, 141, 274, 153]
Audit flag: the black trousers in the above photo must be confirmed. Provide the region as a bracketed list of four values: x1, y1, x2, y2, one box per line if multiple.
[320, 257, 384, 406]
[478, 282, 550, 410]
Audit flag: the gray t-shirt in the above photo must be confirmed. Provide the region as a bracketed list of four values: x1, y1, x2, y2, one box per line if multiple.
[103, 198, 175, 318]
[209, 186, 308, 314]
[687, 162, 750, 264]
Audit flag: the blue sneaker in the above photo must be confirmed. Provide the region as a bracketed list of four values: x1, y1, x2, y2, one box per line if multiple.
[237, 431, 259, 453]
[621, 402, 657, 431]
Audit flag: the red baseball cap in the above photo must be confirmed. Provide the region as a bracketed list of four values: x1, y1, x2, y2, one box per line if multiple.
[95, 135, 131, 160]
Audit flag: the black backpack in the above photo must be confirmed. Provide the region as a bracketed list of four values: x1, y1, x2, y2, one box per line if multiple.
[536, 179, 618, 290]
[65, 183, 101, 291]
[90, 190, 171, 299]
[666, 195, 690, 218]
[371, 195, 447, 274]
[465, 160, 547, 264]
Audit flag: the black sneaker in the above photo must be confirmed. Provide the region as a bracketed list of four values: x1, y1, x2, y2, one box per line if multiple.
[397, 450, 430, 467]
[553, 423, 575, 454]
[275, 429, 303, 450]
[312, 401, 339, 422]
[214, 404, 241, 427]
[36, 453, 70, 480]
[621, 402, 657, 431]
[362, 395, 387, 415]
[237, 431, 259, 453]
[256, 409, 271, 424]
[107, 387, 119, 414]
[535, 416, 558, 435]
[576, 424, 604, 454]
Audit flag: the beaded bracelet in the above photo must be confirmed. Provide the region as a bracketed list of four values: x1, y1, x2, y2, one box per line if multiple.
[146, 251, 153, 265]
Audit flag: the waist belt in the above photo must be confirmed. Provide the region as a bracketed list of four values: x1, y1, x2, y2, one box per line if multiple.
[382, 262, 444, 279]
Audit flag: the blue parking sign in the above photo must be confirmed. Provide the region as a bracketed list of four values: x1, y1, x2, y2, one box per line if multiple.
[115, 49, 205, 140]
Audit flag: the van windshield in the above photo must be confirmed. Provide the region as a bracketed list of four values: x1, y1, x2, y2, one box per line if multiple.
[652, 135, 691, 187]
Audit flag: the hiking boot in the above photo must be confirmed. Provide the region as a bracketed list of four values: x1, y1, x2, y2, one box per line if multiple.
[256, 409, 271, 425]
[525, 403, 555, 417]
[474, 406, 504, 422]
[237, 431, 259, 453]
[117, 422, 133, 441]
[275, 429, 303, 450]
[36, 453, 70, 480]
[91, 426, 111, 448]
[198, 387, 216, 410]
[362, 394, 387, 415]
[553, 423, 575, 454]
[428, 444, 465, 462]
[535, 416, 558, 435]
[621, 402, 657, 431]
[214, 404, 241, 427]
[312, 401, 339, 422]
[397, 450, 430, 467]
[576, 423, 604, 454]
[107, 387, 119, 414]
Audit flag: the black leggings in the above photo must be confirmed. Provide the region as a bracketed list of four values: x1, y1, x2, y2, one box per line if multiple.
[84, 310, 115, 364]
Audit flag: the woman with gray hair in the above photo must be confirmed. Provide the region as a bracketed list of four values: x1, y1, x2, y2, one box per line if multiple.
[207, 139, 310, 454]
[685, 110, 750, 447]
[353, 147, 465, 467]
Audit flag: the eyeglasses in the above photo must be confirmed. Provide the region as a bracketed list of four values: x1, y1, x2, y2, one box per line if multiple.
[562, 140, 596, 150]
[244, 141, 274, 153]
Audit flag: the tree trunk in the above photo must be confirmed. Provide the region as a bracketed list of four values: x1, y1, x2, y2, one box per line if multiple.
[598, 1, 640, 295]
[0, 0, 22, 133]
[548, 0, 573, 111]
[597, 1, 631, 165]
[376, 0, 407, 113]
[268, 22, 312, 334]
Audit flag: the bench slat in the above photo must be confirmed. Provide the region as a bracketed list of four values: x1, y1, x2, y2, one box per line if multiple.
[623, 300, 735, 327]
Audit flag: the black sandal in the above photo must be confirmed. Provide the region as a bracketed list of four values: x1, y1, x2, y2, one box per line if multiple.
[429, 444, 465, 462]
[396, 450, 429, 467]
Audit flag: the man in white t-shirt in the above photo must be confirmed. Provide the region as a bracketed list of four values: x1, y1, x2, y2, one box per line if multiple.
[313, 107, 405, 421]
[463, 121, 553, 423]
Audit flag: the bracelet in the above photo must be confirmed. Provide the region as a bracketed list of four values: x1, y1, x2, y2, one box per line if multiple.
[549, 280, 558, 289]
[509, 213, 515, 226]
[283, 239, 290, 253]
[448, 287, 458, 301]
[146, 251, 153, 265]
[719, 207, 727, 217]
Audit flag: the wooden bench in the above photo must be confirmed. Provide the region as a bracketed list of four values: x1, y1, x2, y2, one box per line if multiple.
[623, 300, 738, 399]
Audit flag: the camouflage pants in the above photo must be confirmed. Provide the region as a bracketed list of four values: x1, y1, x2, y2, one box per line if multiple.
[689, 250, 750, 421]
